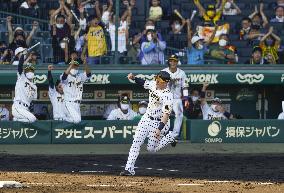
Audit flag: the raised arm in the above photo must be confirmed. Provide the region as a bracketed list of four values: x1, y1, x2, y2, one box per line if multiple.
[48, 65, 55, 89]
[230, 0, 241, 14]
[18, 53, 25, 75]
[194, 0, 205, 16]
[62, 63, 73, 81]
[107, 0, 113, 12]
[127, 73, 145, 86]
[187, 19, 192, 48]
[7, 16, 14, 44]
[62, 1, 73, 25]
[26, 21, 39, 46]
[50, 5, 63, 25]
[95, 0, 102, 19]
[249, 5, 258, 19]
[200, 83, 209, 106]
[259, 3, 268, 28]
[260, 26, 273, 42]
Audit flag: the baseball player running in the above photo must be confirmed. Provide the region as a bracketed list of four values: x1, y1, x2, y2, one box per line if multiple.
[120, 71, 175, 176]
[162, 54, 189, 143]
[200, 83, 233, 120]
[48, 65, 66, 121]
[61, 59, 91, 123]
[12, 49, 37, 123]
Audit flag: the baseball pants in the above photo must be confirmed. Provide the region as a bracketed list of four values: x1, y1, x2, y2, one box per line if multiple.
[12, 104, 36, 123]
[125, 115, 175, 174]
[172, 99, 183, 138]
[64, 101, 81, 123]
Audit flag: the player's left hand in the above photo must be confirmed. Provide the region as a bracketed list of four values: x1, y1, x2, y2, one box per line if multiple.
[154, 129, 161, 140]
[127, 73, 135, 80]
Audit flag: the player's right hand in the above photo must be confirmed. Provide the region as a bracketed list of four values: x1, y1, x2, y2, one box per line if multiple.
[48, 65, 54, 71]
[127, 73, 135, 80]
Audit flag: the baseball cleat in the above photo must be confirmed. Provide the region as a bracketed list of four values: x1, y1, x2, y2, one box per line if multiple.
[120, 170, 135, 176]
[171, 139, 178, 147]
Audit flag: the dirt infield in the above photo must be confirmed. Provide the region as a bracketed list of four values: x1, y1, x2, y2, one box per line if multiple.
[0, 154, 283, 193]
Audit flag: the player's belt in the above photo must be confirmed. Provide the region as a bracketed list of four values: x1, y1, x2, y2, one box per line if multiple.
[149, 116, 161, 121]
[67, 100, 81, 104]
[17, 101, 29, 108]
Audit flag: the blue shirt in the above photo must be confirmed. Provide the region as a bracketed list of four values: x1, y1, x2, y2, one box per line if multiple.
[187, 46, 208, 65]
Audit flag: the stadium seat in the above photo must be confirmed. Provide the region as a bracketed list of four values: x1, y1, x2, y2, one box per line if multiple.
[41, 44, 53, 63]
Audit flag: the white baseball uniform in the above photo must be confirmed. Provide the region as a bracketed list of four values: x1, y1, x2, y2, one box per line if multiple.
[61, 72, 90, 123]
[0, 107, 9, 121]
[107, 108, 137, 120]
[49, 87, 66, 121]
[201, 103, 227, 120]
[278, 101, 284, 120]
[124, 80, 175, 175]
[162, 67, 187, 137]
[12, 73, 37, 123]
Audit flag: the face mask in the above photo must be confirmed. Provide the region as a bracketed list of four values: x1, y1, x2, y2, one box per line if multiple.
[219, 39, 227, 47]
[224, 2, 231, 10]
[138, 107, 147, 115]
[266, 39, 274, 46]
[174, 23, 181, 30]
[56, 24, 64, 29]
[192, 96, 199, 102]
[276, 16, 284, 22]
[147, 34, 153, 41]
[120, 103, 129, 111]
[25, 72, 34, 80]
[211, 104, 217, 112]
[60, 42, 66, 49]
[70, 69, 78, 75]
[16, 40, 25, 46]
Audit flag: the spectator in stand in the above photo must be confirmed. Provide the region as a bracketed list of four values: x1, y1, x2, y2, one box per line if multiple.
[187, 19, 216, 65]
[107, 1, 132, 56]
[127, 33, 141, 64]
[0, 42, 13, 65]
[246, 24, 264, 43]
[169, 18, 186, 35]
[140, 28, 166, 65]
[245, 46, 269, 64]
[50, 0, 74, 64]
[86, 16, 107, 65]
[278, 101, 284, 119]
[194, 0, 226, 25]
[270, 6, 284, 23]
[259, 27, 281, 64]
[222, 0, 241, 16]
[239, 17, 252, 40]
[148, 0, 163, 21]
[7, 16, 38, 51]
[249, 3, 269, 29]
[19, 0, 39, 17]
[209, 34, 238, 64]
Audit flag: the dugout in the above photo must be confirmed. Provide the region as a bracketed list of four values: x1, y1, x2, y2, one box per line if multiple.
[0, 65, 283, 120]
